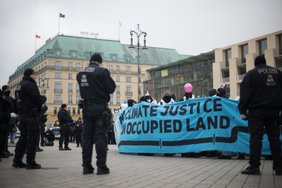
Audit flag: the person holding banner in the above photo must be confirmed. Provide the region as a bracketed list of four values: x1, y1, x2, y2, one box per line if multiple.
[159, 90, 175, 105]
[239, 55, 282, 175]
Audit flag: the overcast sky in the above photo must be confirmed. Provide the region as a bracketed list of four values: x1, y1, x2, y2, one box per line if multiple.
[0, 0, 281, 86]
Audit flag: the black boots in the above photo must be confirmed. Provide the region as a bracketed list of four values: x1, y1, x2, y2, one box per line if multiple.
[12, 160, 27, 168]
[83, 165, 94, 175]
[13, 160, 41, 169]
[64, 146, 72, 150]
[241, 166, 261, 175]
[275, 169, 282, 175]
[26, 161, 41, 169]
[59, 146, 64, 151]
[83, 165, 110, 175]
[97, 166, 110, 175]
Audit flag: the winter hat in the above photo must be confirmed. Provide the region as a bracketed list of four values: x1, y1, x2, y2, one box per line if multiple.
[208, 89, 217, 96]
[127, 99, 136, 107]
[217, 88, 226, 97]
[24, 68, 35, 77]
[90, 53, 102, 63]
[254, 55, 266, 66]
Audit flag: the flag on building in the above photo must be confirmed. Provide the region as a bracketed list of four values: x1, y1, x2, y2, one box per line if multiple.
[59, 13, 65, 18]
[35, 34, 41, 39]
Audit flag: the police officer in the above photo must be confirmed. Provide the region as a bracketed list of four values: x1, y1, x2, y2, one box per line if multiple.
[0, 88, 14, 162]
[58, 104, 73, 151]
[13, 68, 45, 169]
[238, 55, 282, 175]
[1, 85, 17, 158]
[77, 53, 116, 175]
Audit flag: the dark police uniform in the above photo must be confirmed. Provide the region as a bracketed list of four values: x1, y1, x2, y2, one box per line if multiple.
[77, 53, 116, 175]
[1, 86, 16, 158]
[57, 105, 73, 150]
[238, 55, 282, 175]
[0, 89, 12, 162]
[13, 69, 44, 169]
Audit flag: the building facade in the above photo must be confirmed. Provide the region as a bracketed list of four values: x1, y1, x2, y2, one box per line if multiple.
[8, 35, 186, 124]
[144, 51, 214, 101]
[213, 30, 282, 99]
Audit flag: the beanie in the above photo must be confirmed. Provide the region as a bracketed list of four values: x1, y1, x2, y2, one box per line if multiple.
[2, 85, 9, 91]
[24, 68, 35, 77]
[208, 89, 217, 96]
[254, 55, 266, 66]
[217, 88, 226, 97]
[127, 99, 136, 107]
[90, 53, 102, 63]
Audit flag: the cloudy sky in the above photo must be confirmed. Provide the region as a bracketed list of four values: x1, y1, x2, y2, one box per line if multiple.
[0, 0, 281, 86]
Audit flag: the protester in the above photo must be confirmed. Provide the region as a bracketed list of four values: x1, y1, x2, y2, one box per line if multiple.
[216, 87, 232, 159]
[182, 82, 193, 101]
[159, 90, 175, 105]
[13, 68, 45, 169]
[77, 53, 116, 175]
[127, 99, 136, 107]
[140, 91, 157, 104]
[57, 104, 73, 151]
[179, 83, 200, 158]
[208, 88, 217, 97]
[238, 55, 282, 175]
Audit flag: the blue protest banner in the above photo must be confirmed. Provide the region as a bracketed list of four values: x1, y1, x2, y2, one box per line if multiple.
[114, 97, 282, 154]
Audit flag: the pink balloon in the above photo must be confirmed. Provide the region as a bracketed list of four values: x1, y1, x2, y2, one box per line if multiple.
[184, 83, 192, 93]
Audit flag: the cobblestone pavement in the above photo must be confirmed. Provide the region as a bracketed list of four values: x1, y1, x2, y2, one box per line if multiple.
[0, 141, 281, 188]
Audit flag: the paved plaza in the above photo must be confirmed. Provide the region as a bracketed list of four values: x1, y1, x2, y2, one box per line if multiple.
[0, 141, 281, 188]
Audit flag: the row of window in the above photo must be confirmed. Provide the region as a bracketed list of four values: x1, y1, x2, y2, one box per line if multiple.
[54, 71, 134, 84]
[54, 50, 135, 62]
[55, 61, 82, 71]
[224, 34, 282, 67]
[54, 61, 133, 73]
[108, 65, 132, 73]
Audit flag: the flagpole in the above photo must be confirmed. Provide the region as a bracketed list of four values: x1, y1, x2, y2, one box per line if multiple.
[58, 16, 60, 35]
[118, 22, 120, 41]
[118, 21, 122, 41]
[35, 36, 36, 53]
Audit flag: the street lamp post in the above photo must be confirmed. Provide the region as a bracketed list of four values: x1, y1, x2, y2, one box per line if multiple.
[129, 24, 147, 100]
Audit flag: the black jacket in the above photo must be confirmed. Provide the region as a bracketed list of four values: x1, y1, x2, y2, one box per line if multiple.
[0, 97, 11, 123]
[3, 94, 17, 113]
[19, 76, 44, 114]
[57, 109, 73, 126]
[238, 64, 282, 117]
[76, 63, 116, 104]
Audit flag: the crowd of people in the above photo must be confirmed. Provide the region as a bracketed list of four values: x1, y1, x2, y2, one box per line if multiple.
[114, 55, 282, 176]
[0, 54, 281, 176]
